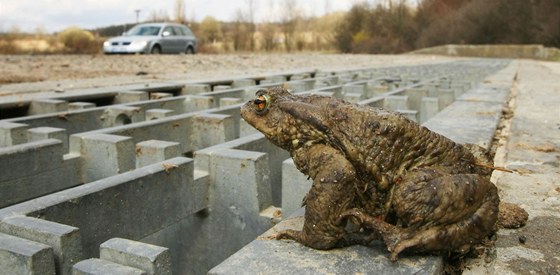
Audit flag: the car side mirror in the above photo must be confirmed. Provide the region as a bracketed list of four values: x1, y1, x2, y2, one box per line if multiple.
[162, 31, 170, 37]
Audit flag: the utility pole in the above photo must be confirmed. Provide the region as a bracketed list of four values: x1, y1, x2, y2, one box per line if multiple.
[134, 9, 141, 23]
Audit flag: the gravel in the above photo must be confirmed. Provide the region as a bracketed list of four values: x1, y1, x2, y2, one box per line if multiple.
[0, 53, 453, 94]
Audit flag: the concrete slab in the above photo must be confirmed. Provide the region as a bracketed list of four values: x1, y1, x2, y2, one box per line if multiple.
[73, 258, 147, 275]
[423, 98, 503, 148]
[100, 238, 171, 275]
[0, 232, 56, 275]
[464, 60, 560, 274]
[208, 209, 443, 275]
[0, 216, 82, 275]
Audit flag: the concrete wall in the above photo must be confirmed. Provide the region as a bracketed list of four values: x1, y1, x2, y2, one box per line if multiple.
[412, 44, 560, 61]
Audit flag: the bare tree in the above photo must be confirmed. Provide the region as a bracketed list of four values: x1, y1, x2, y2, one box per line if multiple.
[148, 9, 170, 22]
[174, 0, 186, 24]
[231, 9, 249, 51]
[281, 0, 298, 52]
[246, 0, 258, 50]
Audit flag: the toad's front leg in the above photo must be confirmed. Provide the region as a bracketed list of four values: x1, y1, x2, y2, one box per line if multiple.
[275, 144, 356, 249]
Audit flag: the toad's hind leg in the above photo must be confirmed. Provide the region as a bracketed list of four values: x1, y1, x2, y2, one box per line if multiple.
[341, 168, 499, 260]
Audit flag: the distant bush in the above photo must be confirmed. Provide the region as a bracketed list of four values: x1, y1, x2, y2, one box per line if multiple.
[58, 27, 100, 54]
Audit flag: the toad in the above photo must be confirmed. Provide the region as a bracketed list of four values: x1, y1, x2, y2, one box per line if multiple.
[240, 87, 524, 261]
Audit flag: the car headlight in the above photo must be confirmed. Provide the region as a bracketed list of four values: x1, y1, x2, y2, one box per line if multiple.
[131, 41, 148, 47]
[103, 41, 111, 47]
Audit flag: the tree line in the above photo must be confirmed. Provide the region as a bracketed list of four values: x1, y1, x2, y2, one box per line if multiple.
[2, 0, 559, 54]
[164, 0, 560, 54]
[335, 0, 560, 53]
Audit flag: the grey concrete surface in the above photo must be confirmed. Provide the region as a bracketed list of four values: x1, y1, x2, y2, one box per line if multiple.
[3, 58, 554, 274]
[73, 258, 147, 275]
[100, 238, 171, 275]
[209, 209, 443, 275]
[463, 61, 560, 274]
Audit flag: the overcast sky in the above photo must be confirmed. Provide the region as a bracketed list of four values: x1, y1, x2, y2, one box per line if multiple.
[0, 0, 356, 33]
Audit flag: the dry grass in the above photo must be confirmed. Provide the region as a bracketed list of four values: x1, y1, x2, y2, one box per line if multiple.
[0, 28, 103, 55]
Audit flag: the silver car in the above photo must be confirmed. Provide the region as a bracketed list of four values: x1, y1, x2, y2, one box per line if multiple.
[103, 23, 197, 54]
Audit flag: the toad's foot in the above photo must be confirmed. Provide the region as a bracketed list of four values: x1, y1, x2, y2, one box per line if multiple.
[339, 209, 408, 261]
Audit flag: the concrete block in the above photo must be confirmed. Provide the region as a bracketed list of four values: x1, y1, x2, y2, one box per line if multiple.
[0, 157, 201, 260]
[68, 102, 96, 110]
[368, 82, 389, 96]
[0, 139, 70, 207]
[384, 95, 409, 111]
[396, 109, 418, 123]
[420, 97, 440, 124]
[114, 91, 149, 104]
[343, 93, 362, 103]
[450, 84, 467, 98]
[80, 134, 135, 182]
[184, 95, 215, 110]
[359, 97, 385, 109]
[232, 79, 256, 88]
[135, 140, 181, 168]
[404, 88, 429, 112]
[265, 75, 286, 82]
[145, 109, 175, 120]
[189, 113, 235, 151]
[0, 121, 28, 146]
[212, 148, 272, 213]
[27, 126, 68, 151]
[182, 84, 211, 94]
[101, 106, 144, 127]
[290, 73, 312, 80]
[149, 92, 173, 100]
[0, 216, 82, 275]
[219, 97, 242, 108]
[437, 89, 455, 110]
[196, 148, 277, 269]
[208, 209, 443, 275]
[0, 232, 56, 275]
[194, 133, 289, 206]
[100, 238, 171, 275]
[73, 258, 147, 275]
[29, 99, 69, 115]
[213, 85, 231, 91]
[343, 84, 366, 96]
[281, 159, 312, 217]
[259, 79, 277, 85]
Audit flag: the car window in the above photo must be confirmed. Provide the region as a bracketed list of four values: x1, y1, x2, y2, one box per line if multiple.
[181, 26, 194, 36]
[163, 26, 176, 36]
[128, 26, 161, 36]
[173, 26, 185, 36]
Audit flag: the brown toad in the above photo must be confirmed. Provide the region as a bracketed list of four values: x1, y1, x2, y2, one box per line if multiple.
[240, 87, 520, 261]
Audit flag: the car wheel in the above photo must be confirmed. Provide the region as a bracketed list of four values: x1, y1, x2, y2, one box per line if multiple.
[150, 45, 161, 54]
[185, 46, 195, 54]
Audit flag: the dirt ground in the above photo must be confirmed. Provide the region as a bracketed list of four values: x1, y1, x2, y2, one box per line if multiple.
[0, 53, 451, 85]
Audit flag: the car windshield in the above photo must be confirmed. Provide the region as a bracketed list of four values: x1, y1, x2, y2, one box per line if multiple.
[126, 26, 161, 36]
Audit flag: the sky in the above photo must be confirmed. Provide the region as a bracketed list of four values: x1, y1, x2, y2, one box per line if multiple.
[0, 0, 357, 33]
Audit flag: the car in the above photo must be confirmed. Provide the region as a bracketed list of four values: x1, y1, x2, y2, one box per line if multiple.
[103, 22, 197, 54]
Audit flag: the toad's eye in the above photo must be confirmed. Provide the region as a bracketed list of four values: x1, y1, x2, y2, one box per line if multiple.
[253, 94, 270, 114]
